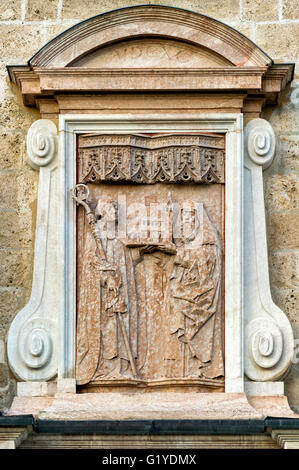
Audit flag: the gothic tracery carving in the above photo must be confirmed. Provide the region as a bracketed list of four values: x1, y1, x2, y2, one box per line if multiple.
[78, 134, 225, 184]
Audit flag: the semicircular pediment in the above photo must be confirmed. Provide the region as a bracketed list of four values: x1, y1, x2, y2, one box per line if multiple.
[29, 5, 272, 68]
[70, 37, 233, 68]
[8, 5, 293, 108]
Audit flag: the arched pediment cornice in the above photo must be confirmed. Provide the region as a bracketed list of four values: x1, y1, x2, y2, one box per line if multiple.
[28, 5, 271, 68]
[7, 5, 294, 109]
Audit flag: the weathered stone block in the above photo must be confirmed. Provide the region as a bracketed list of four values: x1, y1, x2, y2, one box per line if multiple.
[0, 379, 16, 412]
[278, 134, 299, 171]
[0, 210, 33, 249]
[265, 173, 298, 211]
[285, 323, 299, 413]
[45, 23, 77, 43]
[0, 25, 42, 60]
[0, 171, 38, 210]
[0, 339, 4, 363]
[0, 0, 21, 21]
[0, 175, 22, 209]
[0, 171, 37, 210]
[0, 132, 24, 169]
[26, 0, 58, 20]
[0, 249, 32, 289]
[225, 20, 253, 40]
[272, 287, 298, 323]
[61, 0, 240, 21]
[242, 0, 279, 21]
[0, 287, 28, 339]
[267, 212, 299, 250]
[0, 98, 37, 132]
[0, 363, 10, 388]
[269, 251, 299, 290]
[256, 24, 299, 61]
[282, 0, 299, 20]
[159, 0, 240, 20]
[0, 64, 8, 103]
[61, 0, 139, 20]
[265, 105, 299, 134]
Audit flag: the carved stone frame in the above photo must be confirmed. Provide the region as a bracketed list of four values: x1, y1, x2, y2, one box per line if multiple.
[7, 113, 243, 393]
[5, 4, 295, 420]
[8, 110, 295, 400]
[62, 114, 244, 393]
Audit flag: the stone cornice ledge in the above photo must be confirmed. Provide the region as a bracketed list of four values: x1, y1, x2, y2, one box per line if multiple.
[7, 64, 293, 108]
[2, 415, 299, 449]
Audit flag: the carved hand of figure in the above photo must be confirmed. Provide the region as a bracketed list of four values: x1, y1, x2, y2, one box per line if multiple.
[173, 257, 190, 268]
[139, 243, 177, 256]
[193, 285, 214, 304]
[90, 258, 111, 272]
[89, 254, 101, 270]
[107, 281, 119, 298]
[192, 316, 204, 329]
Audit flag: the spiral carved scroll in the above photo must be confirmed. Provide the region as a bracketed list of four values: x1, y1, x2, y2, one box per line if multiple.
[245, 118, 275, 169]
[18, 317, 57, 380]
[27, 119, 57, 170]
[245, 317, 284, 381]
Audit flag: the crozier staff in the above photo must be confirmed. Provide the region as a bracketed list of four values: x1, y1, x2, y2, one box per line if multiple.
[72, 184, 138, 380]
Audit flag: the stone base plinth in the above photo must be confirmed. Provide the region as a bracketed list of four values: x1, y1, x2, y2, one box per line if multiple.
[6, 392, 298, 421]
[19, 433, 280, 449]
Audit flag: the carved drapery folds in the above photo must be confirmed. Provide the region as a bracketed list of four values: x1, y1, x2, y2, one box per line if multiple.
[78, 134, 225, 185]
[74, 191, 224, 388]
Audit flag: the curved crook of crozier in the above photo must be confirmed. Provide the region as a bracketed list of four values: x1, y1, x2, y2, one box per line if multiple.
[244, 118, 294, 382]
[7, 120, 58, 381]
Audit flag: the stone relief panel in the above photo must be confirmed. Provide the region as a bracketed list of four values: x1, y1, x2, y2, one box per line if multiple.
[71, 38, 232, 68]
[74, 133, 225, 390]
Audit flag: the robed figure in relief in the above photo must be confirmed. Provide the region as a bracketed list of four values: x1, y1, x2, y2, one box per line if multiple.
[75, 190, 140, 385]
[163, 201, 224, 380]
[74, 185, 224, 386]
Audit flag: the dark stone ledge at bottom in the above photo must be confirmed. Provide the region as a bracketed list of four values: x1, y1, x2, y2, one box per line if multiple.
[266, 417, 299, 430]
[35, 419, 266, 435]
[0, 415, 34, 427]
[1, 416, 299, 435]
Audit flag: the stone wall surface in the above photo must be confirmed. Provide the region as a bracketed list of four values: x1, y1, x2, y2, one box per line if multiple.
[0, 0, 298, 412]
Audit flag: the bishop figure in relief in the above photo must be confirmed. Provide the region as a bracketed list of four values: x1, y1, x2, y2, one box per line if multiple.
[74, 184, 224, 387]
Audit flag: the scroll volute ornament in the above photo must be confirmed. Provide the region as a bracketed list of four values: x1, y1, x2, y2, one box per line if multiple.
[244, 118, 294, 382]
[7, 119, 58, 381]
[245, 118, 275, 169]
[27, 119, 57, 170]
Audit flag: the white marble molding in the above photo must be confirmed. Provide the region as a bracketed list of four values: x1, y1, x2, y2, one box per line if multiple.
[244, 118, 294, 383]
[6, 114, 293, 395]
[7, 119, 59, 381]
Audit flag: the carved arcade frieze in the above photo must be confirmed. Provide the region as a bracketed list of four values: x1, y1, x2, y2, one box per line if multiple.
[78, 134, 225, 185]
